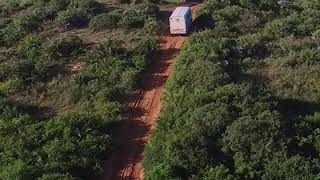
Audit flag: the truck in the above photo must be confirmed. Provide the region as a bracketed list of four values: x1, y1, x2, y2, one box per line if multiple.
[169, 7, 192, 35]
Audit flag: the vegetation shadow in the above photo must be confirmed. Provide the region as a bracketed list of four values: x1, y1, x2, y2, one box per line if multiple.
[139, 47, 179, 91]
[277, 97, 320, 117]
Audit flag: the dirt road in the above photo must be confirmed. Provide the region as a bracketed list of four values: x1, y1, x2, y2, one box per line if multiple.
[100, 4, 199, 180]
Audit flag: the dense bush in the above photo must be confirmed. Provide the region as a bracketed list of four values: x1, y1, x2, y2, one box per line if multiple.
[0, 100, 113, 179]
[144, 17, 161, 33]
[75, 37, 155, 104]
[144, 0, 320, 179]
[57, 8, 89, 28]
[0, 0, 160, 178]
[57, 0, 99, 28]
[0, 22, 26, 46]
[44, 35, 84, 60]
[17, 35, 44, 59]
[89, 3, 159, 30]
[89, 12, 121, 30]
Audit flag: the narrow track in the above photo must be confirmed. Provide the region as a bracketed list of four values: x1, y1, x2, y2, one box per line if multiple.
[100, 3, 200, 180]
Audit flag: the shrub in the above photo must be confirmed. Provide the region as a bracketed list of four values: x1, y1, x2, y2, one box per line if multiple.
[17, 35, 43, 59]
[298, 48, 320, 64]
[0, 23, 26, 47]
[144, 17, 160, 34]
[93, 39, 127, 58]
[47, 0, 70, 13]
[117, 4, 159, 29]
[118, 10, 147, 29]
[13, 12, 41, 32]
[57, 8, 89, 28]
[56, 0, 99, 28]
[264, 16, 296, 38]
[0, 77, 24, 95]
[135, 37, 156, 55]
[88, 4, 159, 30]
[69, 0, 99, 12]
[44, 35, 84, 60]
[89, 13, 120, 31]
[132, 54, 147, 72]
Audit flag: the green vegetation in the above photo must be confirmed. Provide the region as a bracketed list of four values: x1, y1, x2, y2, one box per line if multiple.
[0, 97, 111, 179]
[0, 0, 160, 179]
[144, 0, 320, 179]
[89, 3, 159, 31]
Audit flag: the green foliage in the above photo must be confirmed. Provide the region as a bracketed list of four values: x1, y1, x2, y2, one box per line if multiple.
[0, 0, 160, 178]
[0, 100, 113, 179]
[144, 0, 320, 179]
[89, 12, 121, 31]
[17, 34, 44, 59]
[144, 163, 180, 180]
[44, 35, 84, 60]
[76, 38, 154, 104]
[203, 165, 234, 180]
[0, 22, 26, 46]
[56, 0, 99, 28]
[56, 8, 89, 28]
[144, 17, 161, 34]
[89, 3, 159, 30]
[262, 156, 319, 180]
[0, 77, 24, 94]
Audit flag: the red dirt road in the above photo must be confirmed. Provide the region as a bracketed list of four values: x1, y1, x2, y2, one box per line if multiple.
[100, 4, 199, 180]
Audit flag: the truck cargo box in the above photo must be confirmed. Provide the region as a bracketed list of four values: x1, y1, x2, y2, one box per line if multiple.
[169, 7, 192, 35]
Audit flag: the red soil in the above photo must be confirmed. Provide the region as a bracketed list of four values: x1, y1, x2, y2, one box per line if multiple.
[100, 4, 200, 180]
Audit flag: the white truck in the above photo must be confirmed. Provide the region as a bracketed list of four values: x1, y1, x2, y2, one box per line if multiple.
[169, 7, 192, 35]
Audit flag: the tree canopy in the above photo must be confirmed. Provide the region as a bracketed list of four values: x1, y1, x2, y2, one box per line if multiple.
[144, 0, 320, 179]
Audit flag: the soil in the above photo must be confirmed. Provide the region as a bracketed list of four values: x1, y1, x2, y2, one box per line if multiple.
[100, 3, 200, 180]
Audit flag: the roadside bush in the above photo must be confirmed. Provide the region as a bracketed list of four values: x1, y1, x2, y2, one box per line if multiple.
[144, 1, 320, 178]
[144, 17, 161, 34]
[135, 37, 157, 55]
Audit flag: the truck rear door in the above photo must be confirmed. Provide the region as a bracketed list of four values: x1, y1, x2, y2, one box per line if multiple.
[170, 17, 186, 34]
